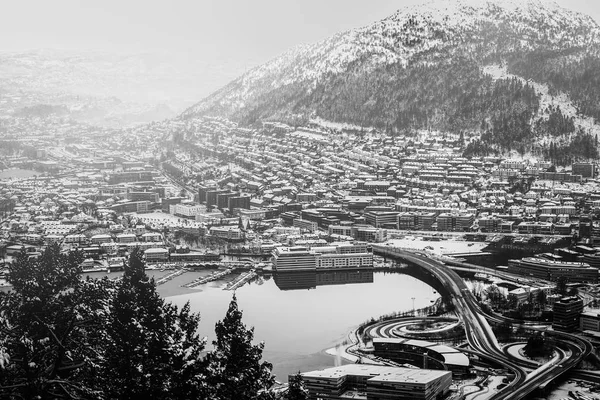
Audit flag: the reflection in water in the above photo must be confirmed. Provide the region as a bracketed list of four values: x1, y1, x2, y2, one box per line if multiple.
[273, 270, 374, 291]
[165, 271, 439, 380]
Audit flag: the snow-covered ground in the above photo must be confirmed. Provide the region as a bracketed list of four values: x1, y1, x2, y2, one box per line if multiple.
[132, 211, 202, 229]
[386, 237, 488, 255]
[546, 380, 600, 400]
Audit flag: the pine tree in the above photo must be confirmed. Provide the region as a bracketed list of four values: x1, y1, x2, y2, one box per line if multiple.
[287, 371, 309, 400]
[206, 294, 275, 400]
[102, 248, 207, 399]
[0, 244, 112, 399]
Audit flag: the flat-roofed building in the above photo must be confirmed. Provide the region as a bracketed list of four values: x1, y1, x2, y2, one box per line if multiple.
[209, 226, 243, 241]
[572, 162, 595, 178]
[580, 310, 600, 332]
[299, 364, 451, 400]
[238, 208, 267, 220]
[354, 226, 387, 243]
[170, 203, 202, 218]
[90, 234, 112, 244]
[228, 194, 251, 210]
[274, 243, 372, 271]
[116, 233, 136, 243]
[328, 225, 354, 237]
[127, 191, 159, 203]
[144, 247, 169, 262]
[365, 211, 399, 228]
[293, 218, 318, 233]
[314, 243, 373, 269]
[553, 296, 584, 332]
[111, 201, 150, 214]
[273, 247, 318, 271]
[508, 258, 598, 283]
[141, 232, 162, 242]
[64, 234, 87, 244]
[108, 171, 153, 184]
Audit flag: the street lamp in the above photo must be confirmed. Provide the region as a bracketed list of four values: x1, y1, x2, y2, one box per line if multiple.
[412, 297, 416, 315]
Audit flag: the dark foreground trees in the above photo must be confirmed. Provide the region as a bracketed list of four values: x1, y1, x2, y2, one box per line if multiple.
[0, 245, 274, 399]
[205, 294, 275, 400]
[101, 249, 208, 399]
[0, 243, 109, 399]
[287, 372, 309, 400]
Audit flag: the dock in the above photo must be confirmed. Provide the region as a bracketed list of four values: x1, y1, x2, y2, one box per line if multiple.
[225, 271, 257, 291]
[155, 268, 188, 286]
[181, 268, 233, 289]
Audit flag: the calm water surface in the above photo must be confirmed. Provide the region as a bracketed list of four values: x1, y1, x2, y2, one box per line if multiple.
[163, 271, 438, 381]
[10, 269, 438, 381]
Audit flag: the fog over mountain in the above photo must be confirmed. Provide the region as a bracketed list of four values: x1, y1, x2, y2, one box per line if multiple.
[0, 50, 246, 127]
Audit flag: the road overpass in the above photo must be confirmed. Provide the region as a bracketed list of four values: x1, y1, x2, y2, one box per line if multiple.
[372, 245, 592, 400]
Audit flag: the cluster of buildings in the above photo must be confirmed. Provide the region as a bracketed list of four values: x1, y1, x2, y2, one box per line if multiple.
[5, 104, 600, 400]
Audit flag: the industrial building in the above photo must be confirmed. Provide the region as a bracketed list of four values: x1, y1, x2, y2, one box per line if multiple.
[298, 364, 451, 400]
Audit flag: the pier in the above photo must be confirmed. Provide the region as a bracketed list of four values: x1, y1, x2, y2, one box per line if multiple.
[181, 268, 233, 289]
[225, 271, 257, 291]
[155, 268, 188, 286]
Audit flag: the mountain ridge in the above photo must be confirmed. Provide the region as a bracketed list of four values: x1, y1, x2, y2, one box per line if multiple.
[182, 0, 600, 161]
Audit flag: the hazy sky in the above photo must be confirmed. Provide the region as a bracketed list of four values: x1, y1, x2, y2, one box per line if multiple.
[2, 0, 600, 104]
[3, 0, 600, 63]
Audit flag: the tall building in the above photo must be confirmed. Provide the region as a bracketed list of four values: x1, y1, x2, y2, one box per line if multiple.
[198, 183, 218, 203]
[206, 189, 229, 208]
[228, 195, 251, 210]
[298, 365, 452, 400]
[216, 192, 236, 209]
[553, 296, 584, 332]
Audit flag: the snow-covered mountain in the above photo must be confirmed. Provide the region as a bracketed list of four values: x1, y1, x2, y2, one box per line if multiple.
[182, 0, 600, 159]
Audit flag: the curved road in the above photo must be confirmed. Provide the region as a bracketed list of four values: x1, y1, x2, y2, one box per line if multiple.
[372, 245, 592, 400]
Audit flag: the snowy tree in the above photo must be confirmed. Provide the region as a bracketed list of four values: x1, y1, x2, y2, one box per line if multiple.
[205, 294, 275, 400]
[102, 248, 207, 399]
[287, 371, 309, 400]
[0, 244, 113, 399]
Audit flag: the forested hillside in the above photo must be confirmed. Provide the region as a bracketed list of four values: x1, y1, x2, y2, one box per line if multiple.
[182, 0, 600, 161]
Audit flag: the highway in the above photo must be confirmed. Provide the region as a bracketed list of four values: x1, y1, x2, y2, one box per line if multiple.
[372, 245, 592, 400]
